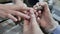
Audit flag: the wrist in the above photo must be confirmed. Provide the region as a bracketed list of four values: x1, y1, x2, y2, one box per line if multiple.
[44, 21, 59, 33]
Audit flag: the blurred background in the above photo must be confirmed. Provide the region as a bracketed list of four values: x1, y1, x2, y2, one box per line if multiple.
[0, 0, 60, 34]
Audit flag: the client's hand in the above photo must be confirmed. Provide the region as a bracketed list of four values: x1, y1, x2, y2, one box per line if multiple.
[23, 9, 44, 34]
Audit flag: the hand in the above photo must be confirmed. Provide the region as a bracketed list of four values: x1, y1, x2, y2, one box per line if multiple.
[0, 9, 30, 22]
[0, 0, 30, 12]
[0, 0, 31, 22]
[34, 2, 59, 33]
[23, 9, 44, 34]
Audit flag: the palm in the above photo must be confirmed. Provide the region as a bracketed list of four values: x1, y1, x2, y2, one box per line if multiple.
[40, 10, 53, 29]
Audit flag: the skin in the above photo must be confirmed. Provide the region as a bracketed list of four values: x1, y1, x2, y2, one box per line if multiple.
[23, 1, 57, 34]
[34, 2, 59, 32]
[0, 0, 30, 21]
[23, 9, 44, 34]
[0, 9, 30, 21]
[0, 0, 58, 34]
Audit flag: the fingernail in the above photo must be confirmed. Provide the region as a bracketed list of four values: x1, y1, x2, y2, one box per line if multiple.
[27, 16, 30, 19]
[25, 15, 30, 19]
[14, 19, 17, 22]
[38, 11, 41, 14]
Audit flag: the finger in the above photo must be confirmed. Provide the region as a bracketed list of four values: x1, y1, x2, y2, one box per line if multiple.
[38, 2, 50, 12]
[5, 10, 30, 19]
[38, 2, 48, 7]
[29, 9, 40, 25]
[33, 3, 42, 10]
[23, 11, 27, 14]
[35, 12, 38, 18]
[15, 11, 30, 19]
[23, 11, 30, 16]
[30, 9, 36, 22]
[18, 4, 31, 11]
[33, 5, 38, 10]
[38, 10, 41, 14]
[38, 10, 42, 17]
[15, 5, 30, 11]
[7, 14, 17, 21]
[29, 9, 44, 34]
[18, 5, 31, 11]
[37, 17, 41, 24]
[17, 16, 21, 21]
[13, 0, 30, 11]
[13, 15, 21, 21]
[33, 3, 40, 10]
[21, 7, 31, 11]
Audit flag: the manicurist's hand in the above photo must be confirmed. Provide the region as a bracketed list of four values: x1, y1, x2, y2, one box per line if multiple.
[0, 9, 30, 21]
[34, 2, 59, 33]
[0, 0, 31, 22]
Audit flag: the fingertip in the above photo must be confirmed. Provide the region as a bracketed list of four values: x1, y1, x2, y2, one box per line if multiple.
[27, 16, 30, 19]
[38, 11, 41, 14]
[30, 9, 34, 14]
[24, 15, 30, 19]
[37, 17, 40, 20]
[7, 14, 17, 22]
[14, 18, 17, 22]
[17, 16, 21, 21]
[37, 17, 41, 22]
[11, 17, 17, 22]
[25, 7, 31, 11]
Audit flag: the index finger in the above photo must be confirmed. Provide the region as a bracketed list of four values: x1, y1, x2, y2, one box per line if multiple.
[6, 10, 30, 19]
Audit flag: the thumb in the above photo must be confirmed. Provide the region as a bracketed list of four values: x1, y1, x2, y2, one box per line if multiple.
[20, 7, 30, 11]
[37, 17, 41, 25]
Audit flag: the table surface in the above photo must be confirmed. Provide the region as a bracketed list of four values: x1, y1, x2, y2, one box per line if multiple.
[0, 19, 23, 34]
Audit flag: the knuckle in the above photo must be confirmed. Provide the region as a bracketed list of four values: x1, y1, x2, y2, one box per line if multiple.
[7, 14, 12, 18]
[7, 14, 10, 17]
[31, 14, 35, 18]
[15, 11, 20, 15]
